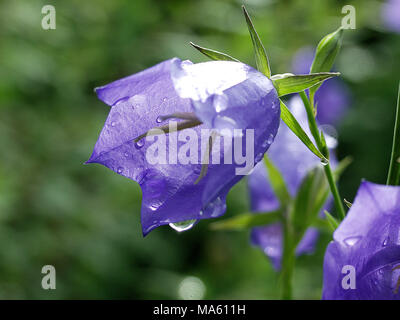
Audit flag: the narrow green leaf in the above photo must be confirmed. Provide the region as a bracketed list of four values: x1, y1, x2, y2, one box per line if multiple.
[292, 166, 327, 233]
[242, 5, 271, 77]
[311, 218, 333, 233]
[264, 155, 291, 206]
[324, 210, 340, 232]
[189, 42, 239, 62]
[387, 82, 400, 185]
[280, 100, 327, 161]
[271, 72, 340, 97]
[209, 210, 281, 231]
[293, 156, 351, 237]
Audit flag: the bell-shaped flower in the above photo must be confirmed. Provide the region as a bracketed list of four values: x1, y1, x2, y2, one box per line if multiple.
[248, 96, 335, 270]
[322, 181, 400, 300]
[87, 58, 280, 235]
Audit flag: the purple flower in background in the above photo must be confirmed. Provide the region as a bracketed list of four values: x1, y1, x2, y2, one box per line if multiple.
[322, 181, 400, 300]
[382, 0, 400, 33]
[87, 58, 280, 235]
[292, 47, 350, 125]
[248, 96, 335, 270]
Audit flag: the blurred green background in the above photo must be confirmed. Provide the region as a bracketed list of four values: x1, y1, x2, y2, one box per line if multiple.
[0, 0, 399, 299]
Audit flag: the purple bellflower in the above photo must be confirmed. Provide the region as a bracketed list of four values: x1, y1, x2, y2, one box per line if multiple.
[248, 96, 335, 270]
[382, 0, 400, 33]
[87, 58, 280, 235]
[292, 47, 350, 125]
[322, 181, 400, 300]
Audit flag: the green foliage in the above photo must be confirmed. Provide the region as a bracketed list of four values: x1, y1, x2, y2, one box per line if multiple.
[324, 210, 340, 232]
[280, 101, 326, 160]
[311, 27, 344, 74]
[310, 27, 344, 97]
[190, 42, 239, 62]
[271, 72, 340, 97]
[242, 5, 271, 77]
[263, 156, 291, 207]
[209, 210, 281, 231]
[291, 167, 328, 239]
[386, 83, 400, 185]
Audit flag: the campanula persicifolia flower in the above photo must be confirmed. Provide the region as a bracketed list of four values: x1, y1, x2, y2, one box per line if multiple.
[322, 181, 400, 300]
[87, 58, 280, 235]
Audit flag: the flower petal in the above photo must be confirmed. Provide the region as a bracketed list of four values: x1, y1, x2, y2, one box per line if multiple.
[322, 181, 400, 299]
[171, 59, 279, 133]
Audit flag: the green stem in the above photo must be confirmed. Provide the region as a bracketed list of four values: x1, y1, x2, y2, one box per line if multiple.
[280, 215, 295, 300]
[387, 82, 400, 185]
[299, 91, 346, 220]
[299, 92, 323, 151]
[323, 162, 346, 220]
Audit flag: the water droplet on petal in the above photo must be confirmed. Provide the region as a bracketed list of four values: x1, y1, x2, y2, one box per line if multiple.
[267, 133, 274, 145]
[255, 153, 263, 163]
[213, 94, 228, 113]
[264, 245, 280, 257]
[163, 97, 168, 102]
[156, 116, 163, 123]
[382, 237, 390, 247]
[124, 152, 130, 158]
[149, 200, 163, 212]
[135, 140, 145, 149]
[169, 219, 197, 232]
[204, 197, 226, 218]
[117, 167, 123, 174]
[111, 121, 116, 127]
[344, 236, 362, 247]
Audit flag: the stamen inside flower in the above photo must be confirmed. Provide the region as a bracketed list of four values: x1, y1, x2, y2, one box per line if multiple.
[157, 112, 199, 122]
[133, 113, 221, 184]
[134, 117, 202, 143]
[194, 131, 219, 185]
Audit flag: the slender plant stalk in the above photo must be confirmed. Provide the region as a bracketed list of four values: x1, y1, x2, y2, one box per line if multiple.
[299, 91, 346, 220]
[386, 82, 400, 185]
[280, 215, 295, 300]
[323, 162, 345, 220]
[299, 92, 324, 151]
